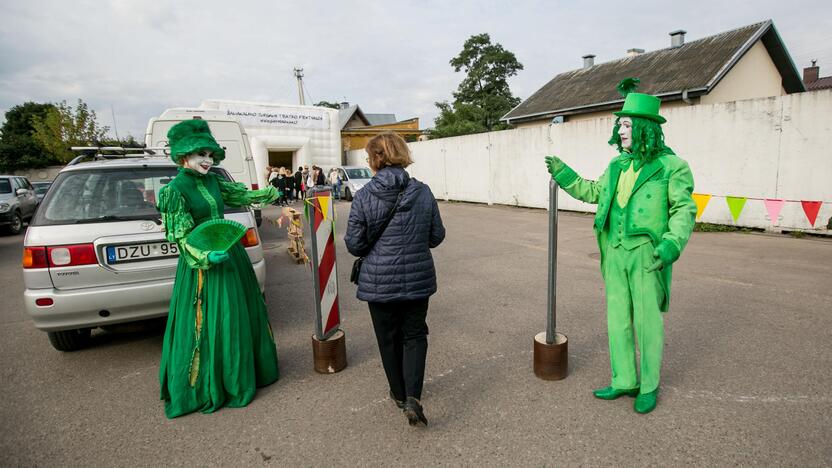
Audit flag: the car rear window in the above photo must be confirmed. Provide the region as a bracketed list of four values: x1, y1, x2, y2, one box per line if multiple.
[32, 167, 245, 226]
[0, 179, 11, 193]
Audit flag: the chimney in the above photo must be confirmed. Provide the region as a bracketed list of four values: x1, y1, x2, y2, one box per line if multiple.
[803, 60, 819, 83]
[582, 54, 596, 68]
[339, 101, 350, 109]
[626, 48, 645, 57]
[669, 29, 686, 48]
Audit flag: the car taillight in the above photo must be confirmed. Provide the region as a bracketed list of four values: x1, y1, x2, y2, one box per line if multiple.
[47, 244, 97, 266]
[23, 247, 48, 269]
[252, 183, 259, 190]
[240, 228, 259, 247]
[35, 298, 54, 307]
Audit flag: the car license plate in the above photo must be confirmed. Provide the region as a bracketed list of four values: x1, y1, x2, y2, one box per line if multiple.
[106, 242, 179, 264]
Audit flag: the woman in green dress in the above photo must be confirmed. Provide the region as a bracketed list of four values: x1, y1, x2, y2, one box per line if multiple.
[158, 119, 280, 418]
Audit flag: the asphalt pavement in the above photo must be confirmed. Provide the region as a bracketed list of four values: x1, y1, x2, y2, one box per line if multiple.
[1, 200, 830, 466]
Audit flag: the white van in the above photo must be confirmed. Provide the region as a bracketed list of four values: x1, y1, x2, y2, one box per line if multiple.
[145, 108, 264, 225]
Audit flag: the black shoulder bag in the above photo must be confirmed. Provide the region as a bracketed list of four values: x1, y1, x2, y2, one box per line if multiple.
[350, 183, 408, 284]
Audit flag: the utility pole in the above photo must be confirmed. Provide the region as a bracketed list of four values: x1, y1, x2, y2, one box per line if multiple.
[294, 68, 306, 105]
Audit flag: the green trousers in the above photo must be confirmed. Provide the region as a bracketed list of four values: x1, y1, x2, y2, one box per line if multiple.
[603, 242, 665, 393]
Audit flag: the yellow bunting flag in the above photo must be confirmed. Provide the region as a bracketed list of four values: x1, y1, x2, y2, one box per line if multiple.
[691, 193, 712, 220]
[317, 196, 332, 221]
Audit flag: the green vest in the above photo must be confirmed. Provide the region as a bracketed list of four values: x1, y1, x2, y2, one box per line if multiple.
[607, 190, 652, 250]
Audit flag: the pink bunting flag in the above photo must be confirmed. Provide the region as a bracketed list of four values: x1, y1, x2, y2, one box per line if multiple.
[763, 199, 785, 224]
[801, 201, 823, 227]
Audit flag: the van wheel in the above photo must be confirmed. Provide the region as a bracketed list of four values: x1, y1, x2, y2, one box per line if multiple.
[6, 211, 22, 235]
[344, 188, 353, 201]
[47, 328, 92, 351]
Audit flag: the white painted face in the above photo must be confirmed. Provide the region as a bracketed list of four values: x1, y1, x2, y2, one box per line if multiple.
[184, 151, 214, 175]
[618, 117, 633, 150]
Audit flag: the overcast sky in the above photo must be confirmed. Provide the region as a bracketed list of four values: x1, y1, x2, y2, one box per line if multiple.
[1, 0, 830, 139]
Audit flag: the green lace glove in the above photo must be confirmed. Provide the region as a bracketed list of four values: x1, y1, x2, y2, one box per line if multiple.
[646, 240, 680, 272]
[544, 155, 566, 178]
[207, 251, 229, 265]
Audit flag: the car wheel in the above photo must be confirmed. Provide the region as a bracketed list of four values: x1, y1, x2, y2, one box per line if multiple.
[344, 188, 353, 201]
[47, 328, 92, 351]
[6, 211, 22, 235]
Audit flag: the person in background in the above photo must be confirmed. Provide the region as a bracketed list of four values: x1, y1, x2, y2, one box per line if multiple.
[267, 166, 277, 185]
[329, 168, 342, 200]
[284, 167, 296, 202]
[306, 167, 315, 194]
[344, 131, 445, 427]
[315, 165, 326, 187]
[272, 167, 288, 207]
[295, 166, 304, 200]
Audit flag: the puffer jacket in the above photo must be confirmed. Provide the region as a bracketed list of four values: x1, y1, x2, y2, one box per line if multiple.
[345, 166, 445, 302]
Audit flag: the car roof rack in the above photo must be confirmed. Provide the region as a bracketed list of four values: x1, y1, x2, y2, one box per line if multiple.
[67, 147, 170, 166]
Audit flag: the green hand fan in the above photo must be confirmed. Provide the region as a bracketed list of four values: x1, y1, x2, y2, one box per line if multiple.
[186, 219, 248, 253]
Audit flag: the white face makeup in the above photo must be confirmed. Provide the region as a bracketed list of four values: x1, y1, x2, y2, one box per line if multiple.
[618, 117, 633, 150]
[184, 151, 214, 175]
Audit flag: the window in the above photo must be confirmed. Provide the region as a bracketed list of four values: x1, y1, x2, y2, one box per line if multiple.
[33, 166, 243, 226]
[345, 168, 372, 179]
[0, 179, 11, 194]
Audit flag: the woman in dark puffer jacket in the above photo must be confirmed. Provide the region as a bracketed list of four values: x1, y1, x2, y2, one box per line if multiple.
[345, 132, 445, 427]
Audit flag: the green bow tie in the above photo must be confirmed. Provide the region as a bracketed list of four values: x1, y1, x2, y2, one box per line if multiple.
[618, 153, 645, 171]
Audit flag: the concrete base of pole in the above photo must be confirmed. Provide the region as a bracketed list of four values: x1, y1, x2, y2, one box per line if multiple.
[312, 329, 347, 374]
[533, 331, 568, 380]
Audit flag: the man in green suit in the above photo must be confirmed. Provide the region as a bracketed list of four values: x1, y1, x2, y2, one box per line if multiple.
[545, 78, 696, 414]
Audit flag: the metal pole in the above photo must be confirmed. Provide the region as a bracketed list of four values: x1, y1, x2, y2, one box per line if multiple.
[546, 178, 558, 344]
[294, 68, 305, 105]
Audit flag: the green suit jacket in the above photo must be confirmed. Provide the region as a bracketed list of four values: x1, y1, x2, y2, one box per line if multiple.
[553, 152, 696, 312]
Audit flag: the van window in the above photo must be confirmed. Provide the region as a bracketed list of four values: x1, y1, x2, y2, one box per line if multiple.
[216, 140, 243, 173]
[0, 179, 11, 194]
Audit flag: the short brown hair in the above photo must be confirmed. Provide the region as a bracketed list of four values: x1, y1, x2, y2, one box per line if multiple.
[365, 132, 413, 171]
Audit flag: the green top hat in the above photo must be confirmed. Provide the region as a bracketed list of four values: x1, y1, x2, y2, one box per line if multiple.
[167, 119, 226, 164]
[612, 77, 666, 124]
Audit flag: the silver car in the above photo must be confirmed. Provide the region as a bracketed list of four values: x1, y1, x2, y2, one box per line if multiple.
[334, 166, 373, 201]
[1, 175, 39, 234]
[22, 155, 267, 351]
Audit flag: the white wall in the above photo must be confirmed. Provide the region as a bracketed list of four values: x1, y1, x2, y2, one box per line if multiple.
[348, 90, 832, 232]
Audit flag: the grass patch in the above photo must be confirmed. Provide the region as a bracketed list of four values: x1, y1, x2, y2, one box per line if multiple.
[693, 222, 758, 233]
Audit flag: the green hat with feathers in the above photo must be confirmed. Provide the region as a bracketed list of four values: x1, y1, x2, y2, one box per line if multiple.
[167, 119, 226, 164]
[613, 78, 666, 124]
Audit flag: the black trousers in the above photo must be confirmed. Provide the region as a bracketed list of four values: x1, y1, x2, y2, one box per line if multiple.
[368, 298, 429, 401]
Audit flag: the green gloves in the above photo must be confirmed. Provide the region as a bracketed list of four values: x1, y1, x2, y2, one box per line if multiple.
[207, 251, 229, 265]
[544, 155, 566, 178]
[646, 240, 680, 272]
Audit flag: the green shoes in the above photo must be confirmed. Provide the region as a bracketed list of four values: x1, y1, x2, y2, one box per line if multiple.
[634, 389, 659, 414]
[592, 386, 639, 400]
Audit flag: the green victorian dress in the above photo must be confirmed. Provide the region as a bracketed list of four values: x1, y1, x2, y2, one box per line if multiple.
[158, 167, 279, 419]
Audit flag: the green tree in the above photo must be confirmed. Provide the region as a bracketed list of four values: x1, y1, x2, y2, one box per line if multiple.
[432, 33, 523, 139]
[0, 102, 57, 171]
[315, 100, 342, 109]
[31, 99, 109, 164]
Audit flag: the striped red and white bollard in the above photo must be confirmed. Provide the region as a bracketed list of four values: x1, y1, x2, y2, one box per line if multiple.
[307, 187, 347, 374]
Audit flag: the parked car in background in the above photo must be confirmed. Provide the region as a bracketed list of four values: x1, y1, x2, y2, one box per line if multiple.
[32, 181, 52, 204]
[0, 175, 38, 234]
[334, 166, 373, 201]
[22, 150, 268, 351]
